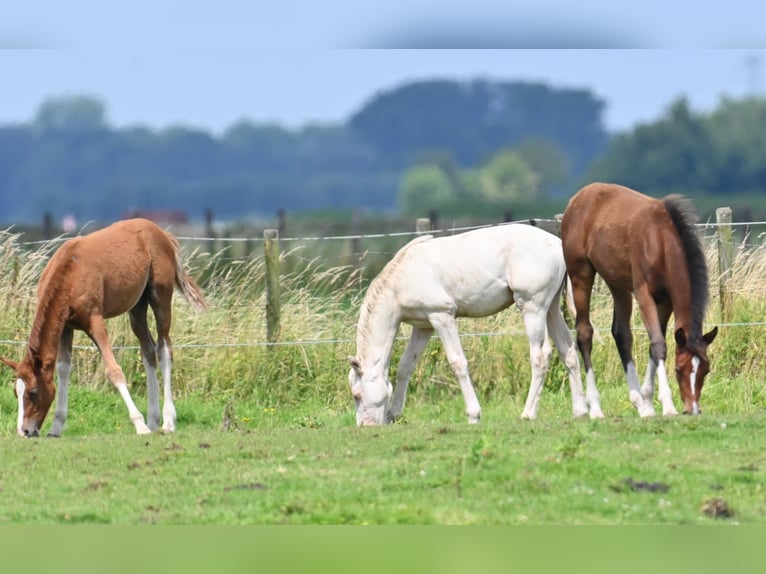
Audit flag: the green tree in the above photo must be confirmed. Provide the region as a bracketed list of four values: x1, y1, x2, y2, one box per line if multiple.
[705, 97, 766, 194]
[585, 97, 716, 194]
[398, 164, 456, 214]
[513, 139, 571, 194]
[478, 150, 540, 204]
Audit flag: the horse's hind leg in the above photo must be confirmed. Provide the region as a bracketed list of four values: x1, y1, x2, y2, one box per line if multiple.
[388, 326, 432, 422]
[546, 298, 597, 419]
[569, 266, 603, 418]
[48, 326, 74, 437]
[518, 303, 553, 420]
[149, 285, 177, 433]
[88, 315, 151, 434]
[429, 312, 481, 423]
[129, 298, 161, 431]
[610, 288, 655, 417]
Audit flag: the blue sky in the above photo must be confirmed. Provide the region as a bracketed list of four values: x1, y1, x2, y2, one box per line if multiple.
[2, 2, 766, 135]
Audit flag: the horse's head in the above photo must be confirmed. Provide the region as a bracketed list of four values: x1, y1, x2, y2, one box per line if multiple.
[1, 354, 56, 437]
[348, 356, 392, 426]
[674, 327, 718, 415]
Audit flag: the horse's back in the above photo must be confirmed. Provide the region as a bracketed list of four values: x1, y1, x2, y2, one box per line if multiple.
[392, 224, 566, 318]
[561, 182, 676, 289]
[40, 218, 179, 317]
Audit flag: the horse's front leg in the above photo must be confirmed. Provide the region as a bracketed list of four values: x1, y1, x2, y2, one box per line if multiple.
[388, 326, 432, 422]
[48, 327, 74, 438]
[429, 312, 481, 424]
[89, 316, 152, 434]
[643, 300, 677, 416]
[612, 288, 656, 417]
[634, 286, 678, 416]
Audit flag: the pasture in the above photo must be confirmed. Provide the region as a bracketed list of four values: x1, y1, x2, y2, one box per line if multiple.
[0, 220, 765, 525]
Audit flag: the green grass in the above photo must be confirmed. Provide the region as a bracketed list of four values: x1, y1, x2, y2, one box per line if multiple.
[0, 394, 764, 525]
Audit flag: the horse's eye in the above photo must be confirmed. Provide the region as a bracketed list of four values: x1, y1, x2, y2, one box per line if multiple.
[27, 388, 39, 401]
[675, 367, 682, 376]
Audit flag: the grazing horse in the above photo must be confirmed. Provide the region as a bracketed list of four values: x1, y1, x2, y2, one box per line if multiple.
[560, 183, 718, 417]
[1, 218, 207, 437]
[348, 223, 602, 426]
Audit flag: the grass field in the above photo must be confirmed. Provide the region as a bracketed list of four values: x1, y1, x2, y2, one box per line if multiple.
[0, 394, 764, 525]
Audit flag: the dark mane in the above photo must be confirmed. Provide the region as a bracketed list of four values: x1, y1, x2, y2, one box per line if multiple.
[662, 194, 709, 339]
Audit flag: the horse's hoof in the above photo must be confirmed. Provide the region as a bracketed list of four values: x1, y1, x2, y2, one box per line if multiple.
[589, 407, 605, 419]
[46, 432, 61, 438]
[467, 414, 481, 424]
[572, 406, 589, 419]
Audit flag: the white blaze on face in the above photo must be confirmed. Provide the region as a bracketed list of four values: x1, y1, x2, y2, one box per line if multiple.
[15, 379, 26, 437]
[690, 356, 701, 414]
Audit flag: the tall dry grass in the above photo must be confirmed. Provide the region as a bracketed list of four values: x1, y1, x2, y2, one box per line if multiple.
[0, 225, 764, 422]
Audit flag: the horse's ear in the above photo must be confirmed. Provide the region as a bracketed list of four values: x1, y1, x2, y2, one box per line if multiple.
[674, 328, 687, 348]
[0, 357, 18, 371]
[703, 326, 719, 345]
[348, 356, 363, 377]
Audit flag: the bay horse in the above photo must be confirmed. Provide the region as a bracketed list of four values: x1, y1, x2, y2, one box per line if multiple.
[1, 218, 207, 437]
[560, 182, 718, 417]
[348, 223, 603, 426]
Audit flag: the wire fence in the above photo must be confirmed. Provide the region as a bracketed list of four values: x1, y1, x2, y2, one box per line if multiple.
[3, 214, 766, 353]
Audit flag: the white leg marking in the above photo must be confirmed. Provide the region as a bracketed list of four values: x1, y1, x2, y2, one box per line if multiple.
[641, 360, 657, 400]
[16, 379, 26, 437]
[116, 382, 152, 434]
[656, 359, 678, 416]
[627, 361, 655, 417]
[584, 368, 604, 419]
[160, 343, 176, 433]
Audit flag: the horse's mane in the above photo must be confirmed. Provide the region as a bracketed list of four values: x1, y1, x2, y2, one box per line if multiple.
[362, 234, 432, 310]
[28, 250, 73, 357]
[662, 195, 708, 339]
[356, 235, 433, 357]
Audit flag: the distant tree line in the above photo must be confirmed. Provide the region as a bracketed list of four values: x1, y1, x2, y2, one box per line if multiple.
[1, 81, 765, 227]
[0, 80, 608, 225]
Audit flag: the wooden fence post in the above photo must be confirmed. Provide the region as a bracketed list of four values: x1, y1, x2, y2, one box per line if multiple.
[43, 212, 53, 240]
[204, 208, 216, 254]
[416, 217, 431, 235]
[351, 209, 362, 267]
[716, 206, 733, 321]
[264, 228, 281, 344]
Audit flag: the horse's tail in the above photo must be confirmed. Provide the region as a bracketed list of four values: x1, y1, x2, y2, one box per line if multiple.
[563, 274, 604, 343]
[168, 234, 207, 312]
[564, 275, 577, 320]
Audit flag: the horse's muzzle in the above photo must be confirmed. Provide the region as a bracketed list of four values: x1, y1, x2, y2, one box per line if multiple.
[19, 426, 40, 438]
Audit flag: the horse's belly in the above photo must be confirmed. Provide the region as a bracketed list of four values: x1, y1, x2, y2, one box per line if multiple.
[454, 290, 513, 317]
[589, 252, 634, 292]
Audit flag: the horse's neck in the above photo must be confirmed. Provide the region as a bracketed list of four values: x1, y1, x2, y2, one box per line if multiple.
[28, 289, 68, 364]
[665, 258, 695, 334]
[355, 289, 400, 374]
